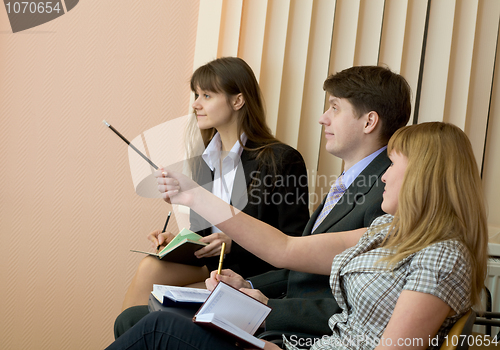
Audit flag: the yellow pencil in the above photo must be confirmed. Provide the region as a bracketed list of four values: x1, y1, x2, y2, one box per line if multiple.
[217, 242, 226, 275]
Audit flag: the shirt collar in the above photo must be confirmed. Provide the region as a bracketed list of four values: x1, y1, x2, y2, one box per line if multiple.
[202, 132, 247, 171]
[342, 146, 387, 188]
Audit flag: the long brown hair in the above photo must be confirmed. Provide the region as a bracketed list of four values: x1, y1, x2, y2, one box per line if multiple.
[381, 122, 488, 306]
[188, 57, 283, 179]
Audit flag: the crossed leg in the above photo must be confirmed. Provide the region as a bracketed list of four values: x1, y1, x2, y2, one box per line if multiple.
[122, 256, 210, 310]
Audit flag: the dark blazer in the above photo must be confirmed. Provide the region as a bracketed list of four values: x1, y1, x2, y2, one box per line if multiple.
[189, 140, 310, 278]
[249, 150, 391, 335]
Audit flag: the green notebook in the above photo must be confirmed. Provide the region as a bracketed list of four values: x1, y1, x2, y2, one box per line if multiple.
[131, 228, 208, 266]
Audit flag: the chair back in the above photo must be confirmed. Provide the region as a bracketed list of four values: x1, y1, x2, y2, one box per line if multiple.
[439, 310, 476, 350]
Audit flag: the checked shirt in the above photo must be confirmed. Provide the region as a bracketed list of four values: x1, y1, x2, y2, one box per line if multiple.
[286, 214, 472, 350]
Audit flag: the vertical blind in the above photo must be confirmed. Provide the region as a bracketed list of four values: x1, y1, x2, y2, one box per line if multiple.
[193, 0, 500, 232]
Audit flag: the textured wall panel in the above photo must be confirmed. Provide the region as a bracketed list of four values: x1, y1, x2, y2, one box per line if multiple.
[417, 0, 456, 123]
[193, 0, 221, 69]
[218, 0, 243, 57]
[356, 0, 384, 66]
[482, 18, 500, 229]
[275, 0, 314, 149]
[238, 0, 268, 79]
[401, 0, 428, 122]
[379, 0, 408, 71]
[464, 0, 500, 169]
[443, 0, 478, 130]
[0, 1, 199, 349]
[259, 0, 291, 134]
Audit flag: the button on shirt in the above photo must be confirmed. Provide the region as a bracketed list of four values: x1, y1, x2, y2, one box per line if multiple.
[202, 133, 247, 234]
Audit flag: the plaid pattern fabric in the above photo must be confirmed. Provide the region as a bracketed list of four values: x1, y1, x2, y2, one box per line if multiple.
[285, 214, 472, 350]
[312, 174, 346, 232]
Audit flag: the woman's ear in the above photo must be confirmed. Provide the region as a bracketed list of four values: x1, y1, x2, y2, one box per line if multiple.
[363, 111, 380, 134]
[232, 93, 245, 111]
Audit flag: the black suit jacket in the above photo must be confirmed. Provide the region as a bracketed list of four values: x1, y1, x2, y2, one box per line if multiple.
[189, 141, 310, 278]
[249, 150, 391, 335]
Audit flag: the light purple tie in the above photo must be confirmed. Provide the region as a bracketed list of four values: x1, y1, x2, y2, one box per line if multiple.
[312, 174, 346, 232]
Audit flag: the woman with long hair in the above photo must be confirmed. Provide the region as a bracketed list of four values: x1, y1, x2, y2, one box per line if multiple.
[108, 122, 488, 350]
[115, 57, 310, 336]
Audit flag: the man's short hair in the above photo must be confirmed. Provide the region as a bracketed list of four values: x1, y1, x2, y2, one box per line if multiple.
[323, 66, 411, 144]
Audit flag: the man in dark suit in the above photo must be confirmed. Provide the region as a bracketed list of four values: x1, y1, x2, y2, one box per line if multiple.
[206, 65, 412, 336]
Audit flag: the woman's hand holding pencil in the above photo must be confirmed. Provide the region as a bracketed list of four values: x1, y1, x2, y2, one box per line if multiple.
[147, 211, 173, 253]
[147, 229, 175, 252]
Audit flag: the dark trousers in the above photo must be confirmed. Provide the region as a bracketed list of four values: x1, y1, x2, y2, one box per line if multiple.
[106, 310, 241, 350]
[114, 304, 203, 339]
[114, 306, 151, 339]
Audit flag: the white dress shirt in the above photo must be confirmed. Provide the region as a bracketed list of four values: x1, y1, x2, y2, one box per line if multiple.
[202, 132, 247, 233]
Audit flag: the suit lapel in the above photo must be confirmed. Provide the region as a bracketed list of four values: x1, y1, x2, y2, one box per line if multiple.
[231, 140, 259, 210]
[197, 159, 214, 191]
[304, 206, 321, 235]
[191, 142, 258, 233]
[310, 150, 390, 234]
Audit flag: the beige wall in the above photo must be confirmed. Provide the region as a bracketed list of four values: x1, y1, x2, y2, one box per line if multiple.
[0, 1, 199, 349]
[1, 0, 500, 349]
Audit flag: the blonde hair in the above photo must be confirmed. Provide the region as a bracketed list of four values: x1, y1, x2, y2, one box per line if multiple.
[382, 122, 488, 306]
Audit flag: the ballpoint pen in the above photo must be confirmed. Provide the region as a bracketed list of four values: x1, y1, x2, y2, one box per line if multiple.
[157, 211, 172, 253]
